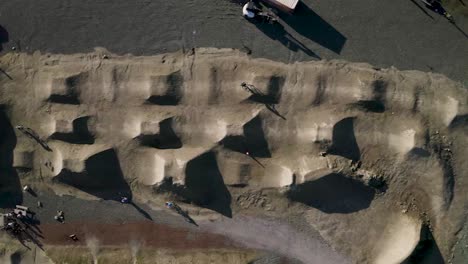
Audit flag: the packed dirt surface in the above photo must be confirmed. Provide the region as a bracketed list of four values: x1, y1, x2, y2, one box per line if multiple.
[0, 48, 467, 263]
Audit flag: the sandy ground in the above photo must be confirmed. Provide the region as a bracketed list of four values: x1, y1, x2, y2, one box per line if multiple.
[39, 221, 236, 249]
[0, 48, 467, 263]
[0, 0, 467, 85]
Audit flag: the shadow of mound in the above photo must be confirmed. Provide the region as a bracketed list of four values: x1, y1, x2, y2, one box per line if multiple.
[138, 118, 182, 149]
[129, 202, 153, 221]
[147, 95, 180, 105]
[220, 135, 248, 153]
[0, 106, 22, 208]
[243, 116, 271, 157]
[10, 252, 21, 264]
[50, 116, 95, 144]
[449, 114, 468, 130]
[0, 25, 8, 52]
[55, 149, 131, 200]
[401, 225, 444, 264]
[328, 117, 360, 162]
[48, 73, 87, 105]
[287, 173, 375, 213]
[147, 71, 183, 105]
[350, 100, 385, 113]
[278, 2, 346, 54]
[220, 116, 271, 158]
[184, 151, 232, 217]
[349, 80, 388, 113]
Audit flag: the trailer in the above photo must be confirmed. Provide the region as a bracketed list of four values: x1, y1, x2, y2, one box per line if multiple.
[263, 0, 299, 13]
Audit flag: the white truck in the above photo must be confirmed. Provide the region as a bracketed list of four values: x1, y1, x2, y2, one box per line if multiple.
[263, 0, 299, 13]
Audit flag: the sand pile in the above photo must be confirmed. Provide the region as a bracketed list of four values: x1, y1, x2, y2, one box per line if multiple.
[0, 48, 467, 263]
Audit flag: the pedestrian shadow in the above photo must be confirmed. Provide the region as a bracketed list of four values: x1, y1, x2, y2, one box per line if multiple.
[129, 202, 153, 221]
[0, 68, 13, 80]
[277, 2, 346, 54]
[452, 22, 468, 39]
[242, 81, 287, 120]
[0, 25, 8, 52]
[409, 0, 435, 19]
[253, 20, 321, 59]
[411, 0, 468, 38]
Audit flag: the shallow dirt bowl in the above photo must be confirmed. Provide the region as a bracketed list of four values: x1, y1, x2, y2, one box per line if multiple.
[139, 154, 166, 186]
[261, 164, 293, 188]
[13, 151, 34, 170]
[374, 214, 421, 264]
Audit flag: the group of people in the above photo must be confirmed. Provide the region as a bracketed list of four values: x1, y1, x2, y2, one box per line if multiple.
[242, 0, 454, 23]
[2, 211, 26, 235]
[1, 205, 37, 243]
[242, 0, 278, 23]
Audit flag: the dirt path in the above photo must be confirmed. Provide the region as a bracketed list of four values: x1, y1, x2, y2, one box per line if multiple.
[40, 221, 238, 250]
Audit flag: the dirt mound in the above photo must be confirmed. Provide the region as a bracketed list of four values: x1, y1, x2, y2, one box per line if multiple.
[0, 48, 467, 263]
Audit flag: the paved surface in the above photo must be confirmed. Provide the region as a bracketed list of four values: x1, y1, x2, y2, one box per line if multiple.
[0, 0, 467, 85]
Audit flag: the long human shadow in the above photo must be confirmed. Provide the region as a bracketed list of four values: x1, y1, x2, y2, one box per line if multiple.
[0, 68, 13, 80]
[277, 1, 346, 54]
[0, 25, 8, 52]
[0, 106, 22, 208]
[243, 79, 287, 120]
[328, 117, 360, 162]
[287, 173, 375, 213]
[252, 20, 321, 59]
[247, 76, 284, 105]
[452, 22, 468, 39]
[17, 216, 44, 251]
[184, 151, 232, 217]
[409, 0, 435, 20]
[401, 225, 444, 264]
